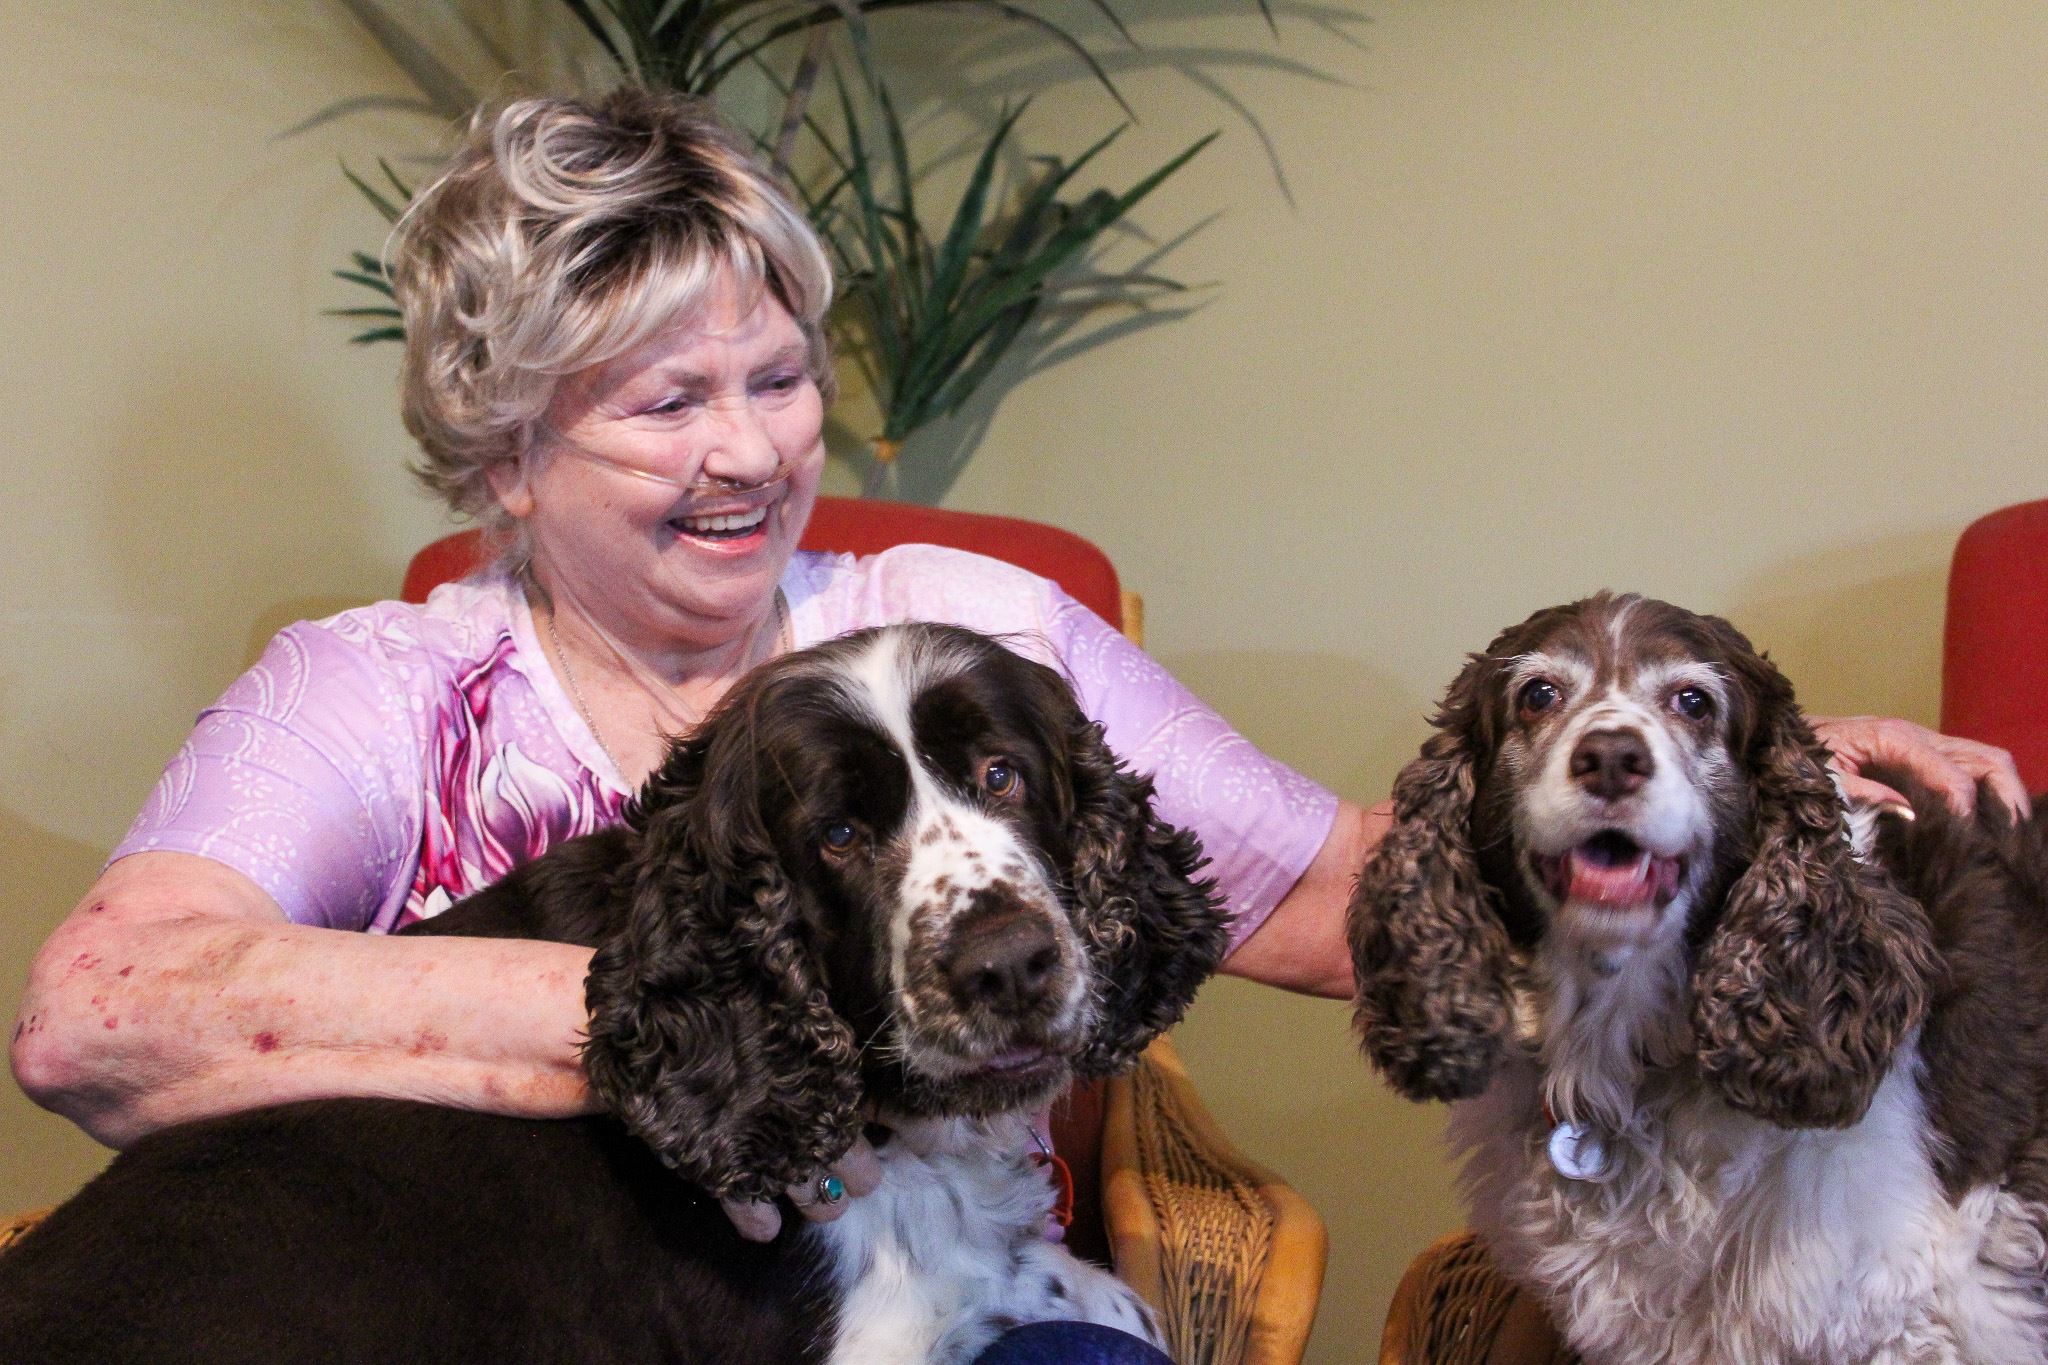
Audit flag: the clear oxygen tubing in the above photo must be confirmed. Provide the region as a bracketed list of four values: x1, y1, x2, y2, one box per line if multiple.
[524, 434, 797, 743]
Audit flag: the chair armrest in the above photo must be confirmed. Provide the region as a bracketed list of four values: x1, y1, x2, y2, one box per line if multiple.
[1379, 1229, 1576, 1365]
[1101, 1036, 1327, 1365]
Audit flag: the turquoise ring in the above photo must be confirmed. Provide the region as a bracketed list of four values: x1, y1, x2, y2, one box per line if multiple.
[816, 1174, 846, 1206]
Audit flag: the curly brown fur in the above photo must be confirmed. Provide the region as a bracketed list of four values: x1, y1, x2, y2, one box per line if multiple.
[1048, 704, 1228, 1077]
[1868, 768, 2048, 1196]
[0, 622, 1220, 1363]
[1349, 591, 2048, 1365]
[1686, 636, 1937, 1128]
[1350, 653, 1518, 1102]
[1351, 593, 1939, 1124]
[581, 730, 864, 1202]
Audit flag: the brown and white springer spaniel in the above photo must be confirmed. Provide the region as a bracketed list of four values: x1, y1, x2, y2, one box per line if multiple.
[1351, 592, 2048, 1364]
[0, 623, 1226, 1364]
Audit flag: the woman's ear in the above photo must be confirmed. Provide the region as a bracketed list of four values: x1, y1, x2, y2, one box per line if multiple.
[1689, 643, 1937, 1129]
[486, 453, 534, 520]
[581, 740, 863, 1203]
[1350, 653, 1517, 1103]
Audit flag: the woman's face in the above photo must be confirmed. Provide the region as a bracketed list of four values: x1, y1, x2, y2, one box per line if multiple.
[500, 273, 827, 655]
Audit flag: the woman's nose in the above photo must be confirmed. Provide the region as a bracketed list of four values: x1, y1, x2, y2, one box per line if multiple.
[697, 397, 782, 485]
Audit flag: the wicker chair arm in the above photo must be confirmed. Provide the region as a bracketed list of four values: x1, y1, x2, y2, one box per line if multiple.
[1102, 1036, 1327, 1365]
[1379, 1229, 1576, 1365]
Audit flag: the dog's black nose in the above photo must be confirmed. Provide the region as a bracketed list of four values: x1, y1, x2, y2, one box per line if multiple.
[1570, 728, 1653, 799]
[941, 908, 1060, 1017]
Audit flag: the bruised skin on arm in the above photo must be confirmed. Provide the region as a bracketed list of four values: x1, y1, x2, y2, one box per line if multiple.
[9, 852, 596, 1148]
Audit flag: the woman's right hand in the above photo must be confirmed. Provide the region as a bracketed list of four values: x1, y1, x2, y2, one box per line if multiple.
[719, 1137, 885, 1241]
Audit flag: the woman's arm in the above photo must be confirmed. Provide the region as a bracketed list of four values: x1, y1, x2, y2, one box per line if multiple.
[9, 852, 595, 1148]
[1220, 799, 1387, 1000]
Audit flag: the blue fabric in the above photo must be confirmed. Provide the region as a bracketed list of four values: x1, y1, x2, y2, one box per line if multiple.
[972, 1320, 1174, 1365]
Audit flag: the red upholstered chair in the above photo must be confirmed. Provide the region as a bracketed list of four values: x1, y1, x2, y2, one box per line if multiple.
[1942, 498, 2048, 793]
[395, 494, 1325, 1365]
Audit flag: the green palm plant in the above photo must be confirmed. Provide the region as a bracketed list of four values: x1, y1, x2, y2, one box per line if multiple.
[556, 0, 1148, 108]
[330, 161, 412, 344]
[801, 69, 1214, 495]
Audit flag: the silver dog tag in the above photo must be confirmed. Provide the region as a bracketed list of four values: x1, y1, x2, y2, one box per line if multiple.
[1548, 1121, 1614, 1183]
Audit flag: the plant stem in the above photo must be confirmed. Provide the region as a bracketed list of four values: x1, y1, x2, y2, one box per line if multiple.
[773, 24, 831, 178]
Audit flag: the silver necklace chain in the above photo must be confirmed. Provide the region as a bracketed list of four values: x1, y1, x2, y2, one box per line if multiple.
[544, 588, 789, 782]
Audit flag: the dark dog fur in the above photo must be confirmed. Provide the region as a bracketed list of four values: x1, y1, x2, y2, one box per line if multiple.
[0, 624, 1225, 1364]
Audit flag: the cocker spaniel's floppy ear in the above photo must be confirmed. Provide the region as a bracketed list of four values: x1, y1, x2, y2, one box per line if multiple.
[580, 726, 863, 1205]
[1029, 667, 1228, 1079]
[1687, 623, 1937, 1130]
[1350, 651, 1518, 1103]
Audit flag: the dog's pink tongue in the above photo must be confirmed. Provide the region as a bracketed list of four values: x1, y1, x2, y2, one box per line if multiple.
[1566, 851, 1673, 907]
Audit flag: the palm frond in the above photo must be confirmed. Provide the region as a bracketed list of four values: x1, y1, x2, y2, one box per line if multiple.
[333, 0, 480, 119]
[811, 56, 1215, 447]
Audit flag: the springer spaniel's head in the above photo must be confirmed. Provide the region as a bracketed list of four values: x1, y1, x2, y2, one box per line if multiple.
[1349, 593, 1936, 1130]
[580, 623, 1227, 1204]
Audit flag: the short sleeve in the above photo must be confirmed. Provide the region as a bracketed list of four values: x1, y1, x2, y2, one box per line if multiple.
[113, 623, 430, 931]
[1044, 594, 1339, 948]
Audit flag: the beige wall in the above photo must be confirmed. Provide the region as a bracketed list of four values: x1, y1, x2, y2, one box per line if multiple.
[4, 3, 2045, 1360]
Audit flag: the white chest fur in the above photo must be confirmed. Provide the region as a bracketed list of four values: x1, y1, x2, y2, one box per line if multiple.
[814, 1116, 1162, 1365]
[1452, 1047, 2048, 1364]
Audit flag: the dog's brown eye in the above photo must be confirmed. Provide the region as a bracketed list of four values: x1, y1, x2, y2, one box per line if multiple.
[1672, 687, 1713, 720]
[982, 760, 1021, 799]
[821, 821, 860, 855]
[1517, 679, 1562, 718]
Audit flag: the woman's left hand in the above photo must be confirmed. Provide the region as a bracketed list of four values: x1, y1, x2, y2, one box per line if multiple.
[1810, 715, 2030, 820]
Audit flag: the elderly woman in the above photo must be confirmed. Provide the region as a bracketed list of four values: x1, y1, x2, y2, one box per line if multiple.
[8, 88, 2021, 1359]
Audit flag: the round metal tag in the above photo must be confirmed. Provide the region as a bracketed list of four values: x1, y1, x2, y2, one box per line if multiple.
[1547, 1121, 1615, 1183]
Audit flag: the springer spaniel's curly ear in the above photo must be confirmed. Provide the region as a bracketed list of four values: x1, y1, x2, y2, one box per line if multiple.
[1036, 673, 1228, 1078]
[1688, 625, 1938, 1129]
[1350, 652, 1518, 1103]
[581, 732, 863, 1204]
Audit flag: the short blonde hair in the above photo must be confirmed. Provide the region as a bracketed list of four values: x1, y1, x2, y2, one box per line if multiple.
[390, 88, 836, 528]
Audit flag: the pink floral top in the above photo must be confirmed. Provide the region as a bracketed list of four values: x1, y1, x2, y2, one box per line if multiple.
[116, 546, 1338, 947]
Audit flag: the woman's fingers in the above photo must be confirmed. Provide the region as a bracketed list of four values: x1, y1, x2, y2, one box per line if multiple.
[1833, 771, 1913, 819]
[720, 1195, 783, 1243]
[1932, 731, 2031, 818]
[1811, 716, 2030, 819]
[785, 1135, 884, 1226]
[718, 1135, 884, 1240]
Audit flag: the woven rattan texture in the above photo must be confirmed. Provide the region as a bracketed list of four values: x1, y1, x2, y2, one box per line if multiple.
[1135, 1061, 1274, 1365]
[1398, 1231, 1579, 1365]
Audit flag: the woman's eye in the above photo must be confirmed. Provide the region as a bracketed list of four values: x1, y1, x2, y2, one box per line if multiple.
[756, 372, 806, 398]
[982, 760, 1021, 799]
[821, 821, 860, 854]
[643, 393, 699, 417]
[1672, 687, 1714, 720]
[1517, 679, 1562, 718]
